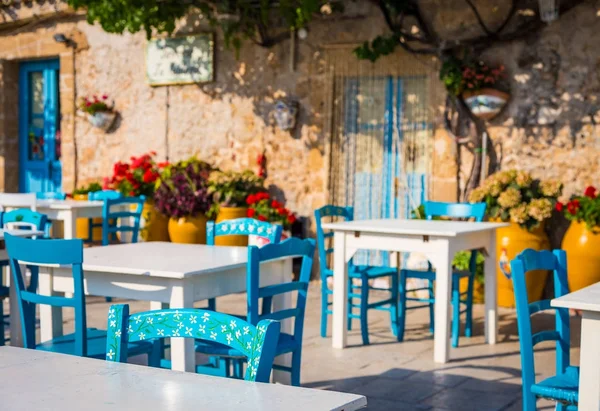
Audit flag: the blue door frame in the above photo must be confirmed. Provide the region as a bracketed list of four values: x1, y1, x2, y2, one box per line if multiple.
[18, 59, 62, 193]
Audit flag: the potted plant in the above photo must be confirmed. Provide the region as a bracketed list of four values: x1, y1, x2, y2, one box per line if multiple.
[469, 170, 562, 307]
[72, 181, 103, 241]
[461, 61, 508, 120]
[245, 192, 296, 246]
[154, 158, 212, 244]
[79, 94, 116, 131]
[557, 186, 600, 292]
[207, 170, 265, 246]
[105, 152, 169, 242]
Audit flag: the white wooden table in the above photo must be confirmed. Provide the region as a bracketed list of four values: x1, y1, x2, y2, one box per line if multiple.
[0, 346, 367, 411]
[552, 282, 600, 410]
[322, 219, 509, 363]
[38, 242, 294, 382]
[36, 199, 104, 239]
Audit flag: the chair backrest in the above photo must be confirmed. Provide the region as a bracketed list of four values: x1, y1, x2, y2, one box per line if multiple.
[314, 205, 352, 276]
[3, 209, 48, 232]
[423, 201, 486, 221]
[510, 249, 570, 409]
[106, 304, 280, 382]
[206, 218, 283, 246]
[0, 193, 36, 211]
[5, 234, 87, 355]
[36, 192, 67, 200]
[89, 190, 122, 201]
[246, 237, 315, 349]
[101, 196, 145, 246]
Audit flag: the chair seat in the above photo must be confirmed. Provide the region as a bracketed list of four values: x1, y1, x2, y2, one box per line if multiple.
[530, 366, 579, 405]
[195, 332, 300, 358]
[323, 265, 397, 279]
[37, 328, 152, 359]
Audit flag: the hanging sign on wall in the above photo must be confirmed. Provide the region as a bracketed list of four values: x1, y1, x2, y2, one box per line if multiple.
[146, 33, 214, 86]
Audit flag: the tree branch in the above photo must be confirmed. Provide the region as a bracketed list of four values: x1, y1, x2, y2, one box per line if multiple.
[464, 0, 493, 35]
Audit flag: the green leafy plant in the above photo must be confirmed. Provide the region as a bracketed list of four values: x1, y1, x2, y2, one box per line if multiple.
[79, 94, 113, 115]
[469, 170, 563, 231]
[557, 186, 600, 231]
[439, 57, 464, 96]
[207, 170, 265, 218]
[72, 181, 102, 196]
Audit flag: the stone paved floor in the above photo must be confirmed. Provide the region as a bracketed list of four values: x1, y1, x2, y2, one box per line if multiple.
[11, 284, 581, 411]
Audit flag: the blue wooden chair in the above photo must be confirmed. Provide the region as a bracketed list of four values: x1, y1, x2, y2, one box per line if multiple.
[315, 205, 399, 345]
[87, 190, 122, 243]
[35, 192, 66, 237]
[205, 218, 283, 310]
[106, 304, 280, 383]
[100, 196, 145, 246]
[4, 234, 154, 360]
[511, 249, 579, 411]
[398, 201, 486, 348]
[196, 237, 315, 386]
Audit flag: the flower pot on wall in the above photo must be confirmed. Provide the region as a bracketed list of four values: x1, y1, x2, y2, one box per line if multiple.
[561, 221, 600, 292]
[496, 222, 550, 308]
[87, 111, 116, 132]
[140, 200, 169, 242]
[168, 215, 207, 244]
[215, 207, 248, 246]
[462, 88, 509, 120]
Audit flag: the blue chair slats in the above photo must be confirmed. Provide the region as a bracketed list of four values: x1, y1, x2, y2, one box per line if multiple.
[399, 201, 486, 348]
[4, 234, 154, 359]
[107, 304, 280, 383]
[87, 190, 122, 243]
[315, 205, 399, 345]
[195, 237, 315, 386]
[2, 209, 48, 233]
[510, 249, 579, 410]
[205, 218, 283, 311]
[101, 196, 145, 246]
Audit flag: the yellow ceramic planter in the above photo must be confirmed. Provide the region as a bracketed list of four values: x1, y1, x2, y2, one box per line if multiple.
[215, 206, 249, 246]
[139, 200, 169, 242]
[168, 215, 208, 244]
[74, 194, 103, 241]
[562, 221, 600, 292]
[496, 222, 550, 308]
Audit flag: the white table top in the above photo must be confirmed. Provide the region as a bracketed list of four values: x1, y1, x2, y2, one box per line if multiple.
[322, 219, 509, 237]
[0, 347, 366, 411]
[81, 242, 249, 279]
[36, 199, 104, 209]
[552, 282, 600, 312]
[0, 228, 45, 239]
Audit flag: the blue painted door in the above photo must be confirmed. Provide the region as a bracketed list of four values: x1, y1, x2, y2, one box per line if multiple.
[19, 59, 61, 193]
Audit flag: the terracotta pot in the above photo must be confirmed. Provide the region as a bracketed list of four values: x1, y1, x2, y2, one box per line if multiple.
[496, 222, 550, 308]
[215, 206, 248, 246]
[562, 221, 600, 292]
[168, 215, 207, 244]
[74, 193, 103, 241]
[462, 88, 509, 120]
[139, 200, 169, 242]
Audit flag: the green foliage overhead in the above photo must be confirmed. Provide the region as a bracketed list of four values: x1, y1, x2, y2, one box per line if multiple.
[66, 0, 343, 50]
[354, 34, 400, 62]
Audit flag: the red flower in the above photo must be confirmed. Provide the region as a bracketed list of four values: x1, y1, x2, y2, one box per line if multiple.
[157, 161, 169, 168]
[247, 208, 256, 218]
[277, 207, 288, 216]
[257, 215, 267, 222]
[246, 194, 256, 205]
[129, 191, 135, 196]
[271, 200, 281, 209]
[102, 95, 108, 100]
[584, 186, 597, 199]
[86, 101, 92, 107]
[143, 169, 158, 183]
[555, 202, 564, 212]
[287, 214, 296, 224]
[567, 199, 580, 215]
[150, 151, 157, 156]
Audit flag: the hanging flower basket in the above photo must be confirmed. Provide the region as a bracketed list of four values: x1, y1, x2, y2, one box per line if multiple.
[462, 88, 510, 120]
[86, 111, 116, 131]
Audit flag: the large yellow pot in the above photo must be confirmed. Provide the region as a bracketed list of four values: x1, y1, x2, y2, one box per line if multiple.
[215, 206, 248, 246]
[74, 194, 103, 241]
[139, 200, 169, 242]
[168, 215, 207, 244]
[497, 222, 550, 308]
[562, 221, 600, 292]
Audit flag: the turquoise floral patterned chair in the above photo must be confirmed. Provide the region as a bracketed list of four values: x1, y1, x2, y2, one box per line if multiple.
[105, 304, 281, 383]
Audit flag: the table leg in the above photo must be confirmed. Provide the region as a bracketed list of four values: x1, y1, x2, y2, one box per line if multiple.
[432, 243, 452, 363]
[484, 231, 498, 345]
[169, 283, 195, 372]
[332, 231, 349, 349]
[63, 211, 76, 240]
[272, 259, 293, 385]
[578, 311, 600, 410]
[39, 267, 63, 342]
